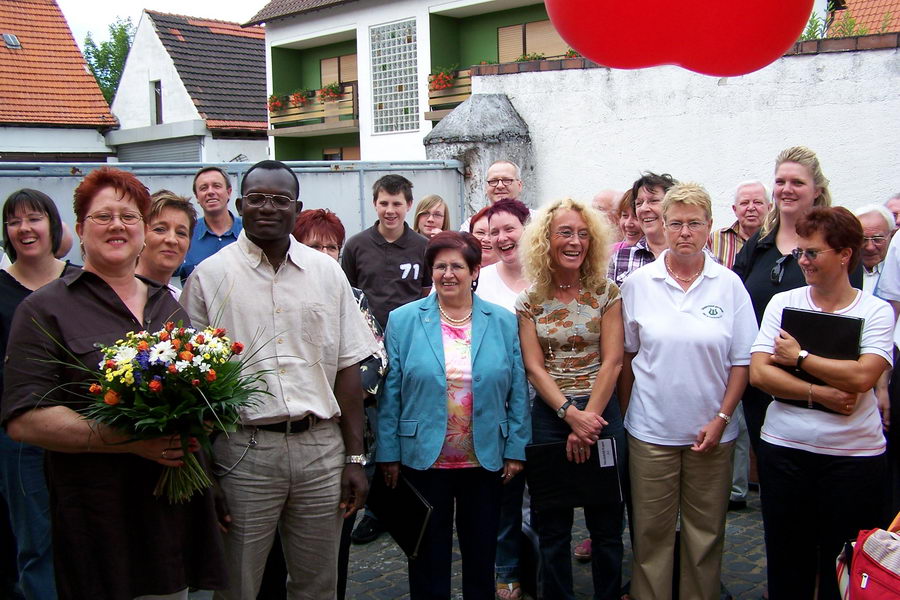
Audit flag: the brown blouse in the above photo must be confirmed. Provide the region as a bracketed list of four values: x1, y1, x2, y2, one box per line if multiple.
[1, 268, 227, 600]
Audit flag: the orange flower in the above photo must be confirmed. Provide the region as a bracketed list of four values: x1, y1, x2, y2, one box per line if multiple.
[214, 328, 227, 338]
[104, 360, 116, 370]
[167, 364, 178, 374]
[191, 379, 201, 387]
[103, 390, 120, 405]
[137, 341, 149, 351]
[159, 331, 170, 342]
[165, 321, 175, 332]
[205, 369, 217, 382]
[148, 380, 163, 393]
[195, 334, 206, 344]
[179, 351, 194, 362]
[230, 342, 244, 355]
[185, 343, 193, 353]
[89, 383, 103, 394]
[172, 339, 181, 350]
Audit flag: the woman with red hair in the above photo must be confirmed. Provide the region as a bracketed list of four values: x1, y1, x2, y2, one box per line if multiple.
[1, 167, 226, 599]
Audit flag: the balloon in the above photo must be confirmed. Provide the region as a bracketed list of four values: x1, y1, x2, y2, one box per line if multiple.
[544, 0, 814, 77]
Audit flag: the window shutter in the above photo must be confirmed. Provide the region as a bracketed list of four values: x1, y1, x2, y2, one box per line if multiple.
[525, 20, 568, 57]
[498, 24, 524, 63]
[321, 57, 339, 86]
[340, 54, 358, 82]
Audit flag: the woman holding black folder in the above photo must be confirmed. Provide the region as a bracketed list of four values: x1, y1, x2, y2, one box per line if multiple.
[749, 206, 893, 600]
[516, 198, 626, 600]
[377, 231, 530, 600]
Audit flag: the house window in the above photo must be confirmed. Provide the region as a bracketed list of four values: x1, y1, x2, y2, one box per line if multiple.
[321, 54, 358, 86]
[370, 19, 418, 134]
[498, 19, 568, 62]
[151, 80, 163, 125]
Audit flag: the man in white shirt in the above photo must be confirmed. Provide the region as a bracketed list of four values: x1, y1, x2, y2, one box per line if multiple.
[182, 160, 379, 599]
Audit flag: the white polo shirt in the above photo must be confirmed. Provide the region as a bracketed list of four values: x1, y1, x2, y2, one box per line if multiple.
[751, 286, 893, 457]
[475, 263, 519, 313]
[875, 233, 900, 348]
[621, 250, 758, 446]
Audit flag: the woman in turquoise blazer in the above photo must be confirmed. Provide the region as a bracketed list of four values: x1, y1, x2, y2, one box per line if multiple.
[377, 231, 530, 600]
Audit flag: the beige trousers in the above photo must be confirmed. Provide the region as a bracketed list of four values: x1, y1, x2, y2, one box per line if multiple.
[212, 421, 345, 600]
[628, 434, 734, 600]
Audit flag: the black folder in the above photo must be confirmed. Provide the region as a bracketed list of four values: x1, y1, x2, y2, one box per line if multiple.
[366, 472, 432, 559]
[778, 307, 863, 413]
[524, 437, 622, 510]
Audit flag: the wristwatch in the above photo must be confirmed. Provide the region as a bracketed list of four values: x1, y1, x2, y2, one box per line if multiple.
[556, 398, 576, 419]
[345, 454, 368, 466]
[796, 349, 809, 370]
[716, 412, 732, 425]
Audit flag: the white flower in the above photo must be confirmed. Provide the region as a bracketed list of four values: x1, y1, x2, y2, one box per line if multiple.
[149, 340, 176, 364]
[175, 360, 191, 372]
[192, 355, 210, 372]
[113, 346, 137, 365]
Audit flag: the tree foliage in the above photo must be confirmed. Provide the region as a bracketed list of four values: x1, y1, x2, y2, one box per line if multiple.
[84, 17, 135, 104]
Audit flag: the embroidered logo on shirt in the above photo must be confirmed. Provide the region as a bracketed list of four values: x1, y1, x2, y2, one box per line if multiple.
[701, 305, 724, 318]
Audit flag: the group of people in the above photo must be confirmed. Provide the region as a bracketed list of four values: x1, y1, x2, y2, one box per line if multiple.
[0, 150, 896, 600]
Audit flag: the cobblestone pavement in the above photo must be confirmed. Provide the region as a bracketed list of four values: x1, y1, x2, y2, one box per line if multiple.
[346, 489, 767, 599]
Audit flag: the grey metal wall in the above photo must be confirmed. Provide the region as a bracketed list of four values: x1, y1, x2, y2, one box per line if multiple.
[0, 160, 465, 263]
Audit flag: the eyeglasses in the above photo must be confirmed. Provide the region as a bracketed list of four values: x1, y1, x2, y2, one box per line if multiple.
[664, 220, 707, 232]
[486, 178, 517, 188]
[85, 212, 143, 226]
[770, 254, 791, 284]
[791, 247, 837, 261]
[6, 215, 46, 228]
[242, 193, 294, 209]
[863, 236, 888, 247]
[553, 230, 590, 240]
[307, 243, 340, 253]
[421, 211, 445, 220]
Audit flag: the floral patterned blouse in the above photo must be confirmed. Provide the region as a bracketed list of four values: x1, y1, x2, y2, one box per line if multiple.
[515, 281, 621, 396]
[433, 321, 479, 469]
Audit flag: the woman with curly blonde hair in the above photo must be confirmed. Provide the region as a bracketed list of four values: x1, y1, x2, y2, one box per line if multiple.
[516, 198, 626, 600]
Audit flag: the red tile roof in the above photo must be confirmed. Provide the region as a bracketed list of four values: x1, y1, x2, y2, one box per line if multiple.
[246, 0, 357, 26]
[831, 0, 900, 34]
[0, 0, 115, 128]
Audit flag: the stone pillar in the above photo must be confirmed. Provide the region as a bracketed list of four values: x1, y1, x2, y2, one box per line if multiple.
[423, 94, 533, 221]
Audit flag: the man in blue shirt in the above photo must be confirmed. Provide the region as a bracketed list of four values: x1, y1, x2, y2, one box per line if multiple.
[179, 166, 242, 281]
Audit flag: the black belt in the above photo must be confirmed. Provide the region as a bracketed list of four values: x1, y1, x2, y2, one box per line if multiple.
[255, 415, 317, 434]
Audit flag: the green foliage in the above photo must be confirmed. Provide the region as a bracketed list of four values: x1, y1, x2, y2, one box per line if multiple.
[515, 52, 545, 62]
[799, 11, 828, 41]
[879, 12, 894, 34]
[83, 17, 135, 104]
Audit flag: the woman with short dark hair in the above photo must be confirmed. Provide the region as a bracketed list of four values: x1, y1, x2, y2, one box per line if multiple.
[749, 206, 892, 600]
[0, 188, 75, 599]
[377, 231, 530, 599]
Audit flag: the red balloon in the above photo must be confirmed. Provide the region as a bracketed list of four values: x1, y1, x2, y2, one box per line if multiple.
[545, 0, 814, 77]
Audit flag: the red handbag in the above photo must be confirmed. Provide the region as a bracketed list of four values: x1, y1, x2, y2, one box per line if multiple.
[837, 512, 900, 599]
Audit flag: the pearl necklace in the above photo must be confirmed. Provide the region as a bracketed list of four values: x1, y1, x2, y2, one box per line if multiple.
[438, 303, 472, 325]
[665, 255, 703, 283]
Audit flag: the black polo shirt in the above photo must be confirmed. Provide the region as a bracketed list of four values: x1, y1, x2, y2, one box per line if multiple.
[341, 222, 431, 328]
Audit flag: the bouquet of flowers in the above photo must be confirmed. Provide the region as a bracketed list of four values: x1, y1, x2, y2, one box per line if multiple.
[82, 322, 267, 503]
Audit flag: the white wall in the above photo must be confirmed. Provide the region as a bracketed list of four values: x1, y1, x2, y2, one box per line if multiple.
[472, 49, 900, 227]
[1, 127, 112, 154]
[201, 136, 270, 163]
[266, 0, 443, 161]
[112, 11, 201, 129]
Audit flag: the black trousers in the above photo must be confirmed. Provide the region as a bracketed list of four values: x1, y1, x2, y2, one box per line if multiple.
[404, 466, 503, 600]
[758, 441, 886, 600]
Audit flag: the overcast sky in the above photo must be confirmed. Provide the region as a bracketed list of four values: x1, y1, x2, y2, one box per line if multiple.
[57, 0, 265, 49]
